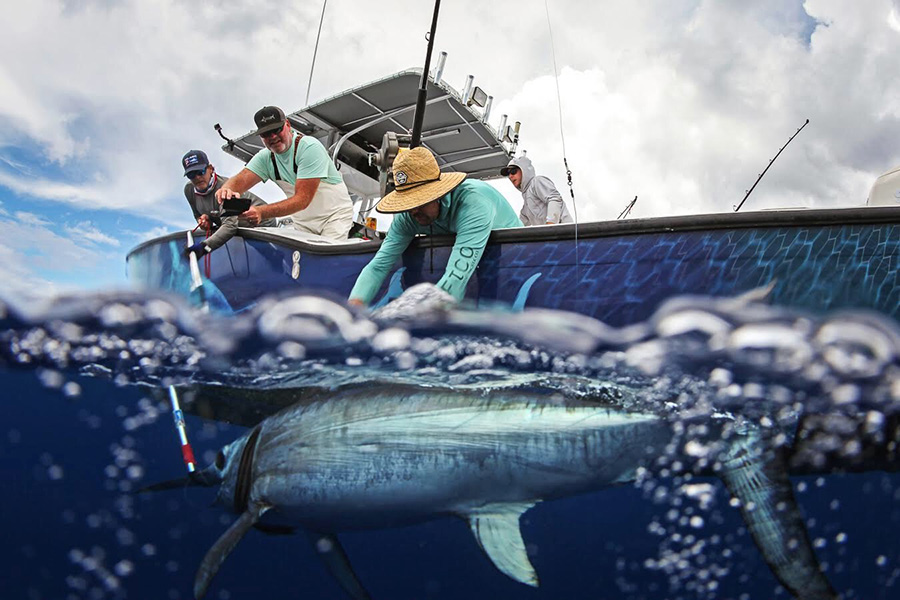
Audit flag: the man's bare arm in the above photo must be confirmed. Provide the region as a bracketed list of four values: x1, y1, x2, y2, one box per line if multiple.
[240, 178, 321, 225]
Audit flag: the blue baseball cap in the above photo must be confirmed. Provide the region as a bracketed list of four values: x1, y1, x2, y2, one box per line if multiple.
[182, 150, 209, 176]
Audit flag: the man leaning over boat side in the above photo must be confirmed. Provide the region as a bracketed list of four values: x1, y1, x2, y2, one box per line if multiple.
[181, 150, 276, 259]
[215, 106, 355, 241]
[502, 155, 573, 226]
[348, 147, 522, 306]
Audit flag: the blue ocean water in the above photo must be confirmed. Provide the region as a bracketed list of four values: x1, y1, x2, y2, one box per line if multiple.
[1, 288, 898, 600]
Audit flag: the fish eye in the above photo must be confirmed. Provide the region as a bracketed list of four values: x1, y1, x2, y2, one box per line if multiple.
[215, 451, 225, 470]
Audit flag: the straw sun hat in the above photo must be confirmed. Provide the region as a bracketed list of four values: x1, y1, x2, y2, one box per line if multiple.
[376, 147, 466, 213]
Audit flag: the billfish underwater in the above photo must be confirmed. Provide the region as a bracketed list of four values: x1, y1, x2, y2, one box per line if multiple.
[146, 383, 842, 600]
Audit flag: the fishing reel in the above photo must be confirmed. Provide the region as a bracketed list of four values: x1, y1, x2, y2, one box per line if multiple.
[369, 131, 411, 198]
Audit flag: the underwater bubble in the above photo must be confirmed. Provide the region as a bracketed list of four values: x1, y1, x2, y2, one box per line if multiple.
[831, 384, 860, 405]
[66, 575, 88, 591]
[125, 465, 143, 480]
[276, 341, 305, 359]
[141, 543, 156, 557]
[82, 556, 99, 572]
[865, 411, 885, 432]
[113, 560, 133, 577]
[38, 369, 65, 389]
[316, 537, 334, 553]
[835, 532, 848, 543]
[394, 351, 417, 370]
[877, 555, 888, 567]
[62, 381, 81, 398]
[48, 465, 64, 480]
[372, 328, 411, 352]
[709, 368, 732, 387]
[69, 548, 85, 563]
[99, 303, 141, 327]
[116, 528, 135, 547]
[449, 354, 494, 372]
[743, 383, 765, 399]
[689, 516, 704, 529]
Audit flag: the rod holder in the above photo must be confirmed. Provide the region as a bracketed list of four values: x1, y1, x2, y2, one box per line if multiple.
[461, 75, 474, 104]
[433, 51, 447, 85]
[482, 96, 493, 123]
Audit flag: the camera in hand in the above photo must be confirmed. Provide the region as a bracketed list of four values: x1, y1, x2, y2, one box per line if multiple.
[220, 197, 252, 217]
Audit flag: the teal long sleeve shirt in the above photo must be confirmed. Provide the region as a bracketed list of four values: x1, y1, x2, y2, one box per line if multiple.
[349, 179, 522, 304]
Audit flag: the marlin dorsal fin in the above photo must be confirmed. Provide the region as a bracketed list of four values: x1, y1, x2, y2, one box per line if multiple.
[194, 503, 270, 599]
[465, 502, 540, 587]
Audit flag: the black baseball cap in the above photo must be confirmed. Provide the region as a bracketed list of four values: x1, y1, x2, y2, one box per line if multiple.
[182, 150, 209, 176]
[254, 106, 287, 136]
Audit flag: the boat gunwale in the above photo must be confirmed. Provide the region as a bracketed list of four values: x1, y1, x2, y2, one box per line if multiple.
[126, 206, 900, 259]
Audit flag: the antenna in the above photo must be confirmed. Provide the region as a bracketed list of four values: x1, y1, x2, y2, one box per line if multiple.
[734, 119, 809, 212]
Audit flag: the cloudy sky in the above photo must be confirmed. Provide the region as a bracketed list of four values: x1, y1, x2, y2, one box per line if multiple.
[0, 0, 898, 299]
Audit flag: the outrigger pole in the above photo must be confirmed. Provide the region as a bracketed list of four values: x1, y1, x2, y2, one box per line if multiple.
[410, 0, 442, 148]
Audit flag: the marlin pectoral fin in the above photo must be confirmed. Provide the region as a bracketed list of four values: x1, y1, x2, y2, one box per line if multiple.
[465, 502, 540, 587]
[308, 531, 373, 600]
[194, 503, 270, 599]
[720, 434, 838, 600]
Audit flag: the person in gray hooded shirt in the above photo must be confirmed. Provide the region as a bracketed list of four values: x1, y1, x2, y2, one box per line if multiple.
[500, 155, 574, 226]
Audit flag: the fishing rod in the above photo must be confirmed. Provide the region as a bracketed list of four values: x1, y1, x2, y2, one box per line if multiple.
[734, 118, 809, 212]
[410, 0, 442, 148]
[618, 196, 637, 219]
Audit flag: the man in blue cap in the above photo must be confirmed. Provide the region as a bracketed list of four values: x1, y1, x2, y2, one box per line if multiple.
[181, 150, 275, 258]
[215, 106, 354, 241]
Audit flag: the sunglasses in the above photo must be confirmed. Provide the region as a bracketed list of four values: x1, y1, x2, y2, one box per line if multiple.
[186, 169, 206, 179]
[260, 127, 284, 140]
[506, 167, 519, 175]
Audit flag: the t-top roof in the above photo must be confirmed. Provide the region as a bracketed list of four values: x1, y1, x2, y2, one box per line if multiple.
[221, 69, 514, 184]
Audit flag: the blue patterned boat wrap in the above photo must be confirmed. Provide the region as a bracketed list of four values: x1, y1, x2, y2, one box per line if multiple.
[126, 208, 899, 326]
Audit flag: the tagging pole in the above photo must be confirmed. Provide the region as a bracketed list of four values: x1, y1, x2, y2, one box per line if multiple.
[168, 386, 196, 473]
[410, 0, 442, 148]
[186, 230, 203, 292]
[185, 230, 209, 312]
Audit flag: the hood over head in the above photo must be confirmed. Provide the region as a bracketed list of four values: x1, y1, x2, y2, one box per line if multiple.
[501, 155, 536, 189]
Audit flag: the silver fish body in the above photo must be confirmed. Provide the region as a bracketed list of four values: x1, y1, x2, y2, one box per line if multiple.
[168, 384, 836, 600]
[242, 386, 670, 530]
